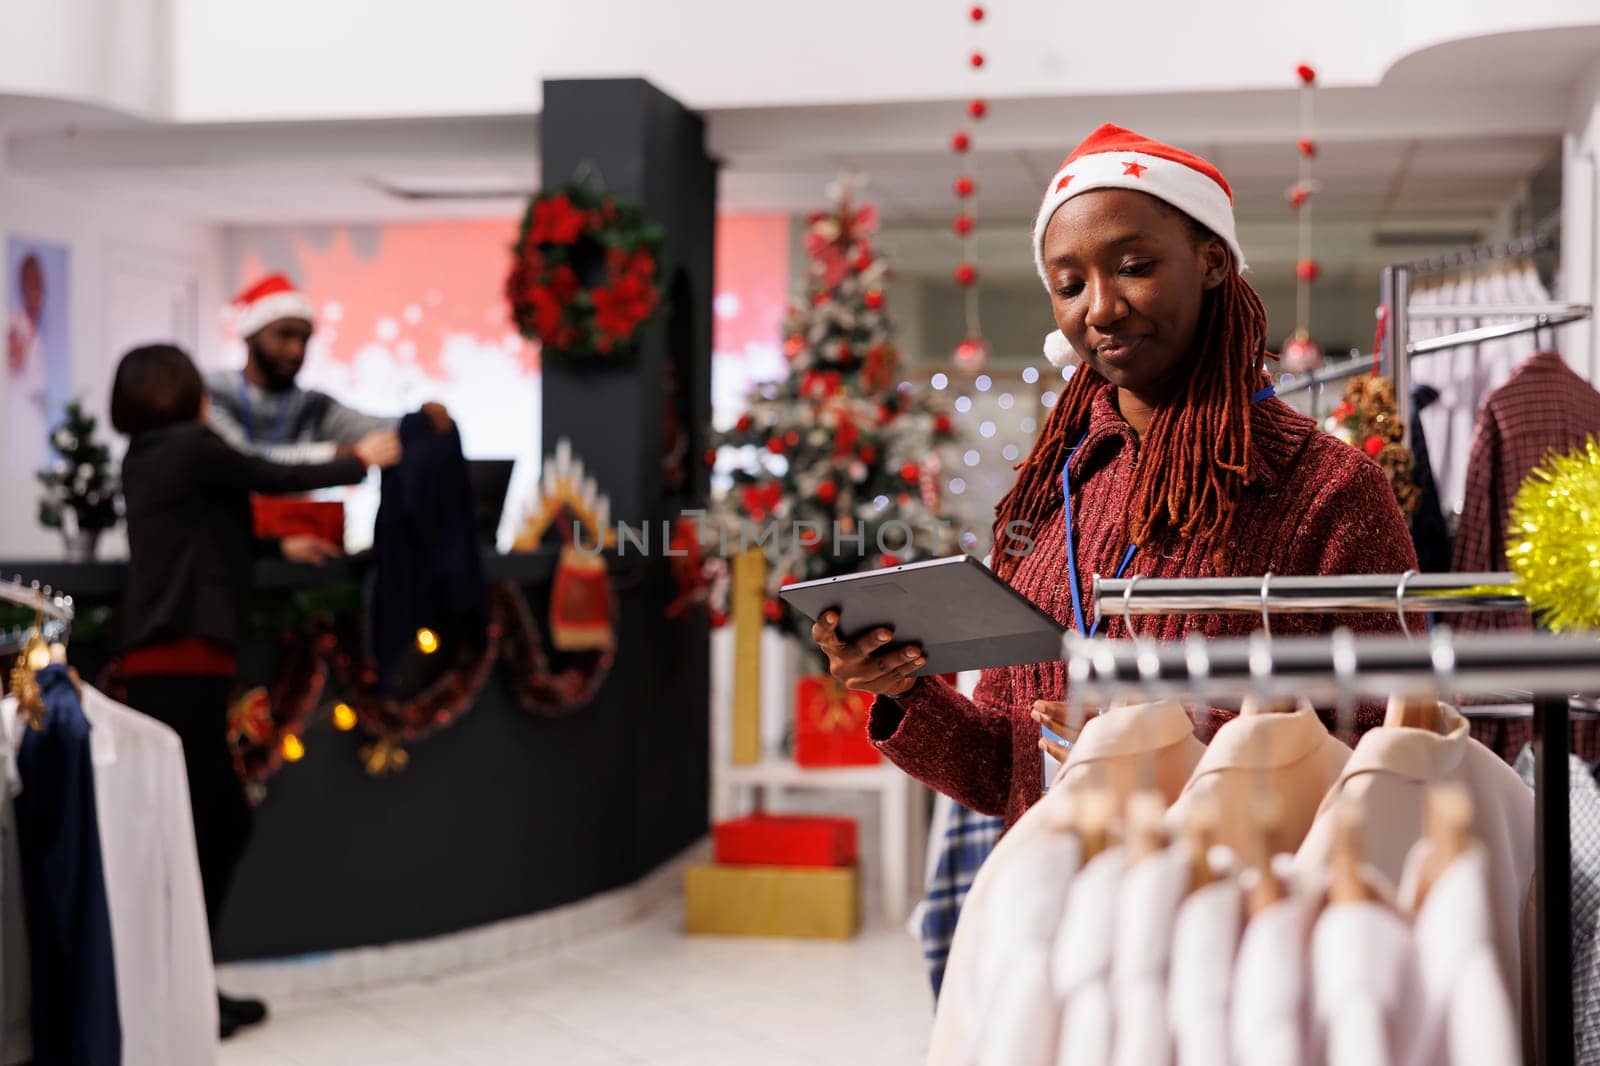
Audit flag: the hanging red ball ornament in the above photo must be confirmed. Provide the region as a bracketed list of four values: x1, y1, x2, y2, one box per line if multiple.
[954, 175, 976, 198]
[859, 444, 878, 464]
[954, 263, 979, 287]
[968, 99, 988, 120]
[812, 290, 830, 307]
[783, 334, 805, 359]
[766, 438, 785, 455]
[970, 51, 985, 69]
[951, 131, 972, 153]
[1297, 138, 1317, 159]
[1296, 63, 1317, 86]
[762, 598, 784, 622]
[816, 480, 838, 505]
[935, 413, 953, 434]
[1281, 331, 1325, 374]
[969, 4, 985, 21]
[952, 214, 975, 237]
[854, 249, 874, 271]
[735, 413, 753, 432]
[879, 553, 900, 568]
[1288, 184, 1312, 209]
[900, 462, 920, 482]
[864, 290, 885, 310]
[953, 336, 991, 372]
[837, 341, 853, 361]
[1296, 258, 1321, 283]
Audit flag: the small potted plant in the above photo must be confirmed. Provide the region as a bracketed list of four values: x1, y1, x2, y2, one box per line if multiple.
[37, 400, 120, 561]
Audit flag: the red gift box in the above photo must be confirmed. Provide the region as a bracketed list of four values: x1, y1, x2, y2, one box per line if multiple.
[794, 675, 882, 767]
[251, 497, 345, 545]
[713, 813, 858, 868]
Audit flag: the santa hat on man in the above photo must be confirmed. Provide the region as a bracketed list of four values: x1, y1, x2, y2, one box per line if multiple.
[231, 274, 315, 339]
[1033, 123, 1245, 367]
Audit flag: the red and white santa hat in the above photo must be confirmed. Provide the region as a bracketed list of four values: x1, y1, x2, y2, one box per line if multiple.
[231, 274, 315, 339]
[1033, 124, 1244, 367]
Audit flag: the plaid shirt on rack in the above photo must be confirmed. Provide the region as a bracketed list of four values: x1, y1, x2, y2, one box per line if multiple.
[1452, 351, 1600, 612]
[919, 801, 1004, 999]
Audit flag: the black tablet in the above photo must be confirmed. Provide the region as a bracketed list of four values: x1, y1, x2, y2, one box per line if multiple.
[778, 554, 1065, 676]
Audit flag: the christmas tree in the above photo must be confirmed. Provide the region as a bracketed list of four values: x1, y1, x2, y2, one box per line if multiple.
[707, 178, 960, 633]
[37, 400, 119, 542]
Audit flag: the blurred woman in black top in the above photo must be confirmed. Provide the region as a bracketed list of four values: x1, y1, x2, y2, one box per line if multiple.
[111, 344, 398, 1038]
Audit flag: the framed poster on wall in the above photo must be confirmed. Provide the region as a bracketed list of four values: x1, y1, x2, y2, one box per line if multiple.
[5, 236, 71, 478]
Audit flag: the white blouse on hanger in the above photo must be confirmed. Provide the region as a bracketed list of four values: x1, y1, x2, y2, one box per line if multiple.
[81, 686, 217, 1066]
[1051, 845, 1125, 1066]
[1111, 844, 1189, 1066]
[1312, 900, 1418, 1066]
[1168, 849, 1242, 1066]
[1230, 866, 1312, 1066]
[1395, 846, 1519, 1066]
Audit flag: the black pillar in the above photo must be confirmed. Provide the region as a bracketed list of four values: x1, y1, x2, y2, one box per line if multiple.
[539, 79, 716, 878]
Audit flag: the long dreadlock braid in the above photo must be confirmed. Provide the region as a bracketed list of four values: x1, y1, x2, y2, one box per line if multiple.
[991, 257, 1270, 581]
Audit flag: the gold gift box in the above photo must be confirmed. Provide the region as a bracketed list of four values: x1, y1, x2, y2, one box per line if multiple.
[683, 863, 858, 940]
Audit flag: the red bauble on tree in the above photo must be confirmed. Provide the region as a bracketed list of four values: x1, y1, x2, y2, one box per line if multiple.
[968, 99, 988, 119]
[766, 438, 785, 455]
[858, 444, 878, 464]
[762, 599, 784, 622]
[935, 413, 953, 435]
[735, 413, 753, 432]
[954, 263, 979, 287]
[951, 131, 972, 153]
[864, 290, 885, 310]
[953, 175, 976, 198]
[703, 447, 718, 468]
[899, 462, 920, 482]
[815, 480, 838, 505]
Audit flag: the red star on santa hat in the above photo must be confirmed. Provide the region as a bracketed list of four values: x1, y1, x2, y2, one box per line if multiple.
[1122, 160, 1148, 178]
[1055, 173, 1073, 192]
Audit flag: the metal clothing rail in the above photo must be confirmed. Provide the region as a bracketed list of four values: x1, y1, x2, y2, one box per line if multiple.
[1403, 233, 1554, 275]
[1380, 234, 1577, 449]
[1092, 571, 1525, 622]
[1060, 629, 1580, 1063]
[1273, 353, 1374, 399]
[0, 576, 74, 652]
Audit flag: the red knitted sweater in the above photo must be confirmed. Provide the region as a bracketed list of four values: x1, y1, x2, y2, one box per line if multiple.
[868, 383, 1419, 830]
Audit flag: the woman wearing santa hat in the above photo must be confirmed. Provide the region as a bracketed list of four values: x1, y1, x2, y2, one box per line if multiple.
[811, 124, 1417, 831]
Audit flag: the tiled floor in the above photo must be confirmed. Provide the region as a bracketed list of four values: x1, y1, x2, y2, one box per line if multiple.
[219, 899, 933, 1066]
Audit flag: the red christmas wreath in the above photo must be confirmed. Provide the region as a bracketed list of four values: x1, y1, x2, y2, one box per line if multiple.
[506, 184, 666, 360]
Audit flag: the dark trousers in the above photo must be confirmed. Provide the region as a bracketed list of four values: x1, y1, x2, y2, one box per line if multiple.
[122, 675, 253, 937]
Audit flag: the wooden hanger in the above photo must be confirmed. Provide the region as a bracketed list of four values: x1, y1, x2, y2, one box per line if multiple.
[1181, 793, 1221, 894]
[1327, 795, 1380, 905]
[1124, 790, 1168, 867]
[1411, 783, 1475, 910]
[1072, 788, 1117, 863]
[1384, 691, 1439, 732]
[1240, 695, 1296, 716]
[1245, 793, 1287, 918]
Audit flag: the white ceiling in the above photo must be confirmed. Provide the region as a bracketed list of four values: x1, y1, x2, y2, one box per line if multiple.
[1, 26, 1585, 280]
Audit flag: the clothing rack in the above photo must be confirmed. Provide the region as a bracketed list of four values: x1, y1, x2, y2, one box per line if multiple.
[1380, 235, 1588, 448]
[1080, 573, 1577, 1066]
[1093, 570, 1524, 621]
[0, 576, 75, 653]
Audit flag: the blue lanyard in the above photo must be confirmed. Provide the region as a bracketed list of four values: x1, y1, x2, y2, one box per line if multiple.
[1061, 383, 1277, 641]
[237, 371, 293, 444]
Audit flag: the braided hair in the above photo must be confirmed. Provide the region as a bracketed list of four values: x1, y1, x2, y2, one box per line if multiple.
[992, 233, 1271, 580]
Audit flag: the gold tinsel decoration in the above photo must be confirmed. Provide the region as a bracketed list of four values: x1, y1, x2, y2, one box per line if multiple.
[1506, 435, 1600, 633]
[1324, 374, 1420, 518]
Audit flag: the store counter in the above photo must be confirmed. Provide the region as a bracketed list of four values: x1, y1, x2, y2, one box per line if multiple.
[0, 548, 710, 962]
